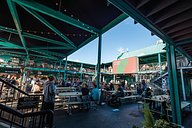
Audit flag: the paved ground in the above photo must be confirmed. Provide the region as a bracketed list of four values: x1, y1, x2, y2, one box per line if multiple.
[54, 103, 144, 128]
[54, 102, 192, 128]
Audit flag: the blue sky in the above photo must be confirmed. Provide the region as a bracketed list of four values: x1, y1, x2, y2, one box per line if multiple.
[68, 18, 160, 64]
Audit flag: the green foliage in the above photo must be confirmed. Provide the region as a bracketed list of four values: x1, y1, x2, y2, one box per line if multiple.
[154, 119, 170, 128]
[143, 105, 155, 128]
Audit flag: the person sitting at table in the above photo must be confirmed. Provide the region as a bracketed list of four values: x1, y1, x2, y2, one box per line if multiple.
[31, 82, 41, 93]
[81, 83, 90, 110]
[116, 84, 124, 97]
[104, 83, 110, 91]
[144, 87, 154, 109]
[109, 81, 115, 90]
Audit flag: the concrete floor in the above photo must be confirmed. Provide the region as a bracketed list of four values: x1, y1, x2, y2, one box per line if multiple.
[54, 103, 144, 128]
[54, 102, 192, 128]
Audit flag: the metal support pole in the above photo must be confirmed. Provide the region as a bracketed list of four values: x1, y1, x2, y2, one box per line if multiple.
[135, 74, 138, 82]
[180, 69, 186, 101]
[104, 65, 106, 73]
[96, 34, 102, 88]
[113, 75, 116, 83]
[166, 43, 182, 125]
[158, 53, 162, 75]
[102, 75, 105, 82]
[80, 63, 83, 82]
[59, 60, 61, 78]
[20, 57, 28, 85]
[64, 57, 68, 81]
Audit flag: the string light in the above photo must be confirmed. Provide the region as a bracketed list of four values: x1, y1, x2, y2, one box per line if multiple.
[22, 30, 93, 37]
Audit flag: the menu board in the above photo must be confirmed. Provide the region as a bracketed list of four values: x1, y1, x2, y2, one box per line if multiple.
[17, 97, 39, 110]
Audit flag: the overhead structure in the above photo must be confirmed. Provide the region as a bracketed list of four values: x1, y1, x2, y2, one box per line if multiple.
[108, 0, 192, 125]
[0, 0, 128, 62]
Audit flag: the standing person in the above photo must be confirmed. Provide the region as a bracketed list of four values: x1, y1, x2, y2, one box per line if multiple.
[90, 82, 99, 101]
[43, 76, 56, 125]
[90, 82, 99, 110]
[141, 80, 147, 91]
[81, 83, 90, 109]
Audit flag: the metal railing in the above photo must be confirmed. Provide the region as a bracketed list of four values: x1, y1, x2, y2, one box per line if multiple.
[0, 78, 53, 128]
[0, 103, 53, 128]
[0, 79, 44, 113]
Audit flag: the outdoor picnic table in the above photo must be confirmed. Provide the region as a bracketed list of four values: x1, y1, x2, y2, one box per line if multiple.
[144, 96, 166, 114]
[58, 92, 82, 97]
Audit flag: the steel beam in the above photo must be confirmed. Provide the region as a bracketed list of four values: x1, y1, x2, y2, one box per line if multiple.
[20, 5, 76, 48]
[13, 0, 100, 34]
[175, 38, 192, 46]
[176, 47, 192, 61]
[0, 37, 23, 48]
[29, 54, 59, 60]
[0, 53, 23, 58]
[7, 0, 28, 56]
[0, 26, 73, 48]
[0, 50, 26, 55]
[166, 43, 182, 125]
[32, 49, 66, 57]
[96, 34, 102, 88]
[80, 63, 83, 82]
[108, 0, 173, 43]
[101, 13, 128, 34]
[180, 69, 186, 101]
[65, 34, 98, 58]
[28, 47, 72, 50]
[64, 57, 68, 81]
[158, 53, 162, 75]
[29, 50, 59, 60]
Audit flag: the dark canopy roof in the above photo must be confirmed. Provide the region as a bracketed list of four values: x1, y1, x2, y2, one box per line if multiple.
[0, 0, 127, 62]
[108, 0, 192, 60]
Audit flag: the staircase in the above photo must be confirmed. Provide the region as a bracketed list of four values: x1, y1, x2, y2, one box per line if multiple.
[0, 78, 53, 128]
[151, 72, 168, 89]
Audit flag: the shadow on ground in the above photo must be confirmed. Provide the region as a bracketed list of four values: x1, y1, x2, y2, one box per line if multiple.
[54, 103, 144, 128]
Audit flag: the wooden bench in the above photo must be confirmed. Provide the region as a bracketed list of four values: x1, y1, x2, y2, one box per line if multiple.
[63, 101, 90, 115]
[119, 95, 140, 104]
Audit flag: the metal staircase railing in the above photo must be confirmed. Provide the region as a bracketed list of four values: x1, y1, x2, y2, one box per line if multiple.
[0, 103, 53, 128]
[0, 78, 53, 128]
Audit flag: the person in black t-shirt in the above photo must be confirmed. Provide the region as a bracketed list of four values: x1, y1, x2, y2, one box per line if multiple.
[81, 83, 90, 109]
[81, 83, 89, 96]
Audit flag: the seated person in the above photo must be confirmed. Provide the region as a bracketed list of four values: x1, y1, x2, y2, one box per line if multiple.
[81, 83, 90, 109]
[145, 87, 152, 98]
[81, 83, 89, 99]
[104, 83, 110, 91]
[116, 84, 124, 97]
[144, 87, 154, 109]
[31, 82, 41, 93]
[109, 82, 115, 90]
